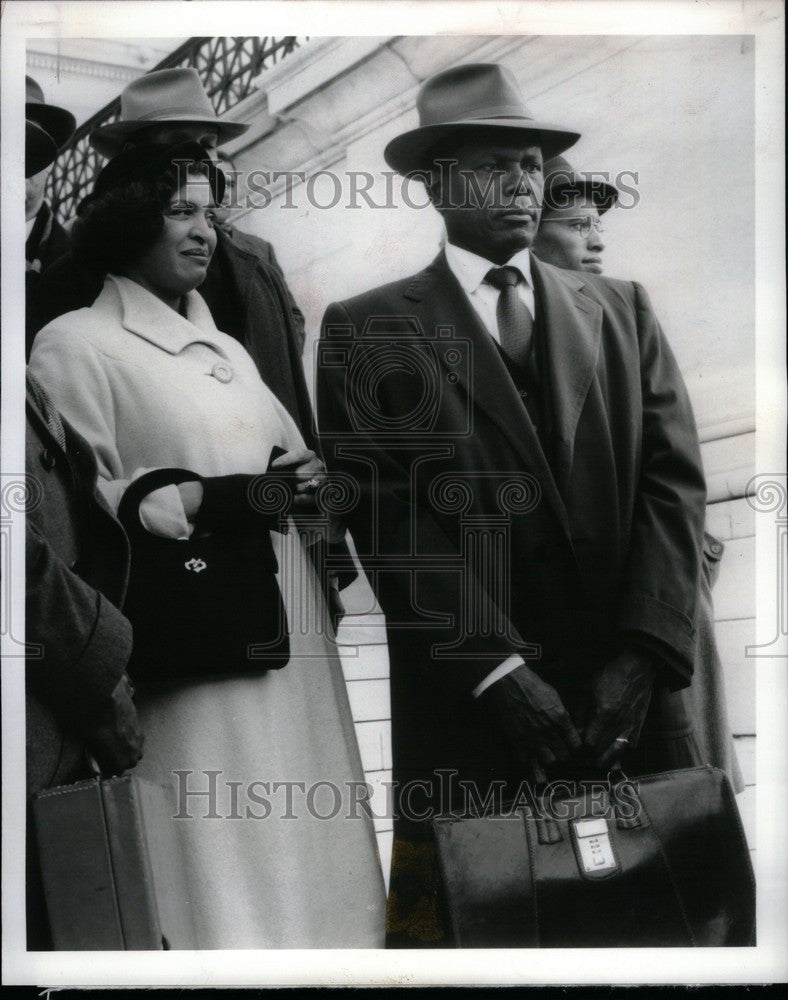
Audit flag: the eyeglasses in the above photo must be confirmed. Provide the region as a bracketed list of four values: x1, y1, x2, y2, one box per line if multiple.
[540, 217, 605, 238]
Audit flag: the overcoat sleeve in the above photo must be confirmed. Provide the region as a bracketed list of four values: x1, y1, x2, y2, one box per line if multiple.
[317, 301, 526, 699]
[26, 521, 132, 728]
[266, 242, 307, 355]
[617, 282, 707, 686]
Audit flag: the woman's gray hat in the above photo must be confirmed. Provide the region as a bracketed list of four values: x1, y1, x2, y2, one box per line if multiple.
[542, 155, 619, 215]
[384, 63, 580, 175]
[90, 68, 249, 159]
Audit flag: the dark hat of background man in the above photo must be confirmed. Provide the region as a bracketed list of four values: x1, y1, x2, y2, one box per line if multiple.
[384, 63, 580, 175]
[542, 155, 619, 215]
[26, 119, 59, 178]
[90, 141, 226, 204]
[89, 68, 250, 159]
[26, 75, 77, 151]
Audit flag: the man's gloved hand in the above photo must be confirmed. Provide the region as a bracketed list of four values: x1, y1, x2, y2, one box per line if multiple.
[84, 674, 144, 776]
[583, 647, 656, 767]
[483, 662, 582, 766]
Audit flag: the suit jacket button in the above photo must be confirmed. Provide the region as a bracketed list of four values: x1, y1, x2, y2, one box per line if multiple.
[40, 449, 56, 471]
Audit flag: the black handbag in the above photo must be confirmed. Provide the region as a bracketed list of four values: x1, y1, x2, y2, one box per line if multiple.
[432, 765, 755, 947]
[117, 467, 290, 681]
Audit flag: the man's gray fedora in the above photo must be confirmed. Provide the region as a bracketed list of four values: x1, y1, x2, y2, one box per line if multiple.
[542, 155, 619, 215]
[90, 68, 249, 159]
[384, 63, 580, 175]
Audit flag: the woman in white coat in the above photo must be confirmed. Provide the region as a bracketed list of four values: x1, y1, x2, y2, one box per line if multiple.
[29, 144, 386, 948]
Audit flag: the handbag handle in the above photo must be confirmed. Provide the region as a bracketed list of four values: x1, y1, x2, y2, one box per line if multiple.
[117, 467, 204, 537]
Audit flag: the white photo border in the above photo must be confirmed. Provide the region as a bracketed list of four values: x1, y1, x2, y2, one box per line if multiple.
[2, 0, 785, 987]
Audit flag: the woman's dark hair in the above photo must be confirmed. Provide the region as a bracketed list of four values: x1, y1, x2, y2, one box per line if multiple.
[72, 143, 224, 276]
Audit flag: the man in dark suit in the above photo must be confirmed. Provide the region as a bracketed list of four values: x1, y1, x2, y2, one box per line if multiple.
[316, 63, 707, 945]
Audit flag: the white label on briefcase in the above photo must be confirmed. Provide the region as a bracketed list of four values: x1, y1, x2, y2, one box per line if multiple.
[574, 818, 617, 873]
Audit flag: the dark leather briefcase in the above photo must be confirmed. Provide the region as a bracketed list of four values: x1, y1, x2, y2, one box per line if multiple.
[432, 766, 755, 947]
[33, 773, 196, 950]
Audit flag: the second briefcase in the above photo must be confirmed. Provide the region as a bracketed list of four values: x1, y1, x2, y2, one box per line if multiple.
[34, 772, 196, 950]
[433, 765, 755, 948]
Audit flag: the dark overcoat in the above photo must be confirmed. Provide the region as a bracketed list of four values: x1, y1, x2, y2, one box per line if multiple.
[25, 376, 134, 948]
[25, 378, 133, 797]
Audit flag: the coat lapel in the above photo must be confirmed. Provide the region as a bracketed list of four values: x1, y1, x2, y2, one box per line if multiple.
[531, 257, 603, 495]
[107, 274, 230, 357]
[403, 252, 572, 536]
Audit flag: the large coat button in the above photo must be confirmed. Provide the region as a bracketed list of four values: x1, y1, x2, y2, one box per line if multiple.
[40, 449, 56, 470]
[211, 362, 233, 383]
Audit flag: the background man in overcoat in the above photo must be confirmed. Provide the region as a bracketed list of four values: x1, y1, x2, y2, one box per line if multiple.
[317, 63, 707, 945]
[533, 153, 743, 792]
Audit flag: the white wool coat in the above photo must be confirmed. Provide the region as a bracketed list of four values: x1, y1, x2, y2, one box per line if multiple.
[30, 274, 305, 538]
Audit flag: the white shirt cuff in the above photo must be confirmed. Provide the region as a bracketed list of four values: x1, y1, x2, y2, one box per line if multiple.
[472, 654, 526, 698]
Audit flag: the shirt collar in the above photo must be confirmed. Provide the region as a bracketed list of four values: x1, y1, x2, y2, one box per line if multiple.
[445, 240, 533, 295]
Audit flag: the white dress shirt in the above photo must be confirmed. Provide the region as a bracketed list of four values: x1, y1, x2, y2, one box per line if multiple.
[444, 241, 536, 342]
[444, 240, 537, 697]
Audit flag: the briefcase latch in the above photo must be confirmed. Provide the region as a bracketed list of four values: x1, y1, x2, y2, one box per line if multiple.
[573, 818, 617, 874]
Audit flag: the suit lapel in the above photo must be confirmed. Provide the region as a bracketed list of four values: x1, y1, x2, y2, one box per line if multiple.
[403, 252, 572, 537]
[531, 257, 603, 495]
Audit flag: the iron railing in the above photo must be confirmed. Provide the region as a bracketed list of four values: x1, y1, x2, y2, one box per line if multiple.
[46, 36, 305, 223]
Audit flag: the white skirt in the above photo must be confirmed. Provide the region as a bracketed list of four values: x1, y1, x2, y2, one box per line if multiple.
[134, 525, 386, 948]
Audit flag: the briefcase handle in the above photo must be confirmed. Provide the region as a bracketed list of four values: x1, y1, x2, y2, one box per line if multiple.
[528, 759, 643, 831]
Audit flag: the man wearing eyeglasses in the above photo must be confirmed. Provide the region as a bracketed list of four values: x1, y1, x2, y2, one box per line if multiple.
[317, 64, 707, 945]
[533, 155, 617, 274]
